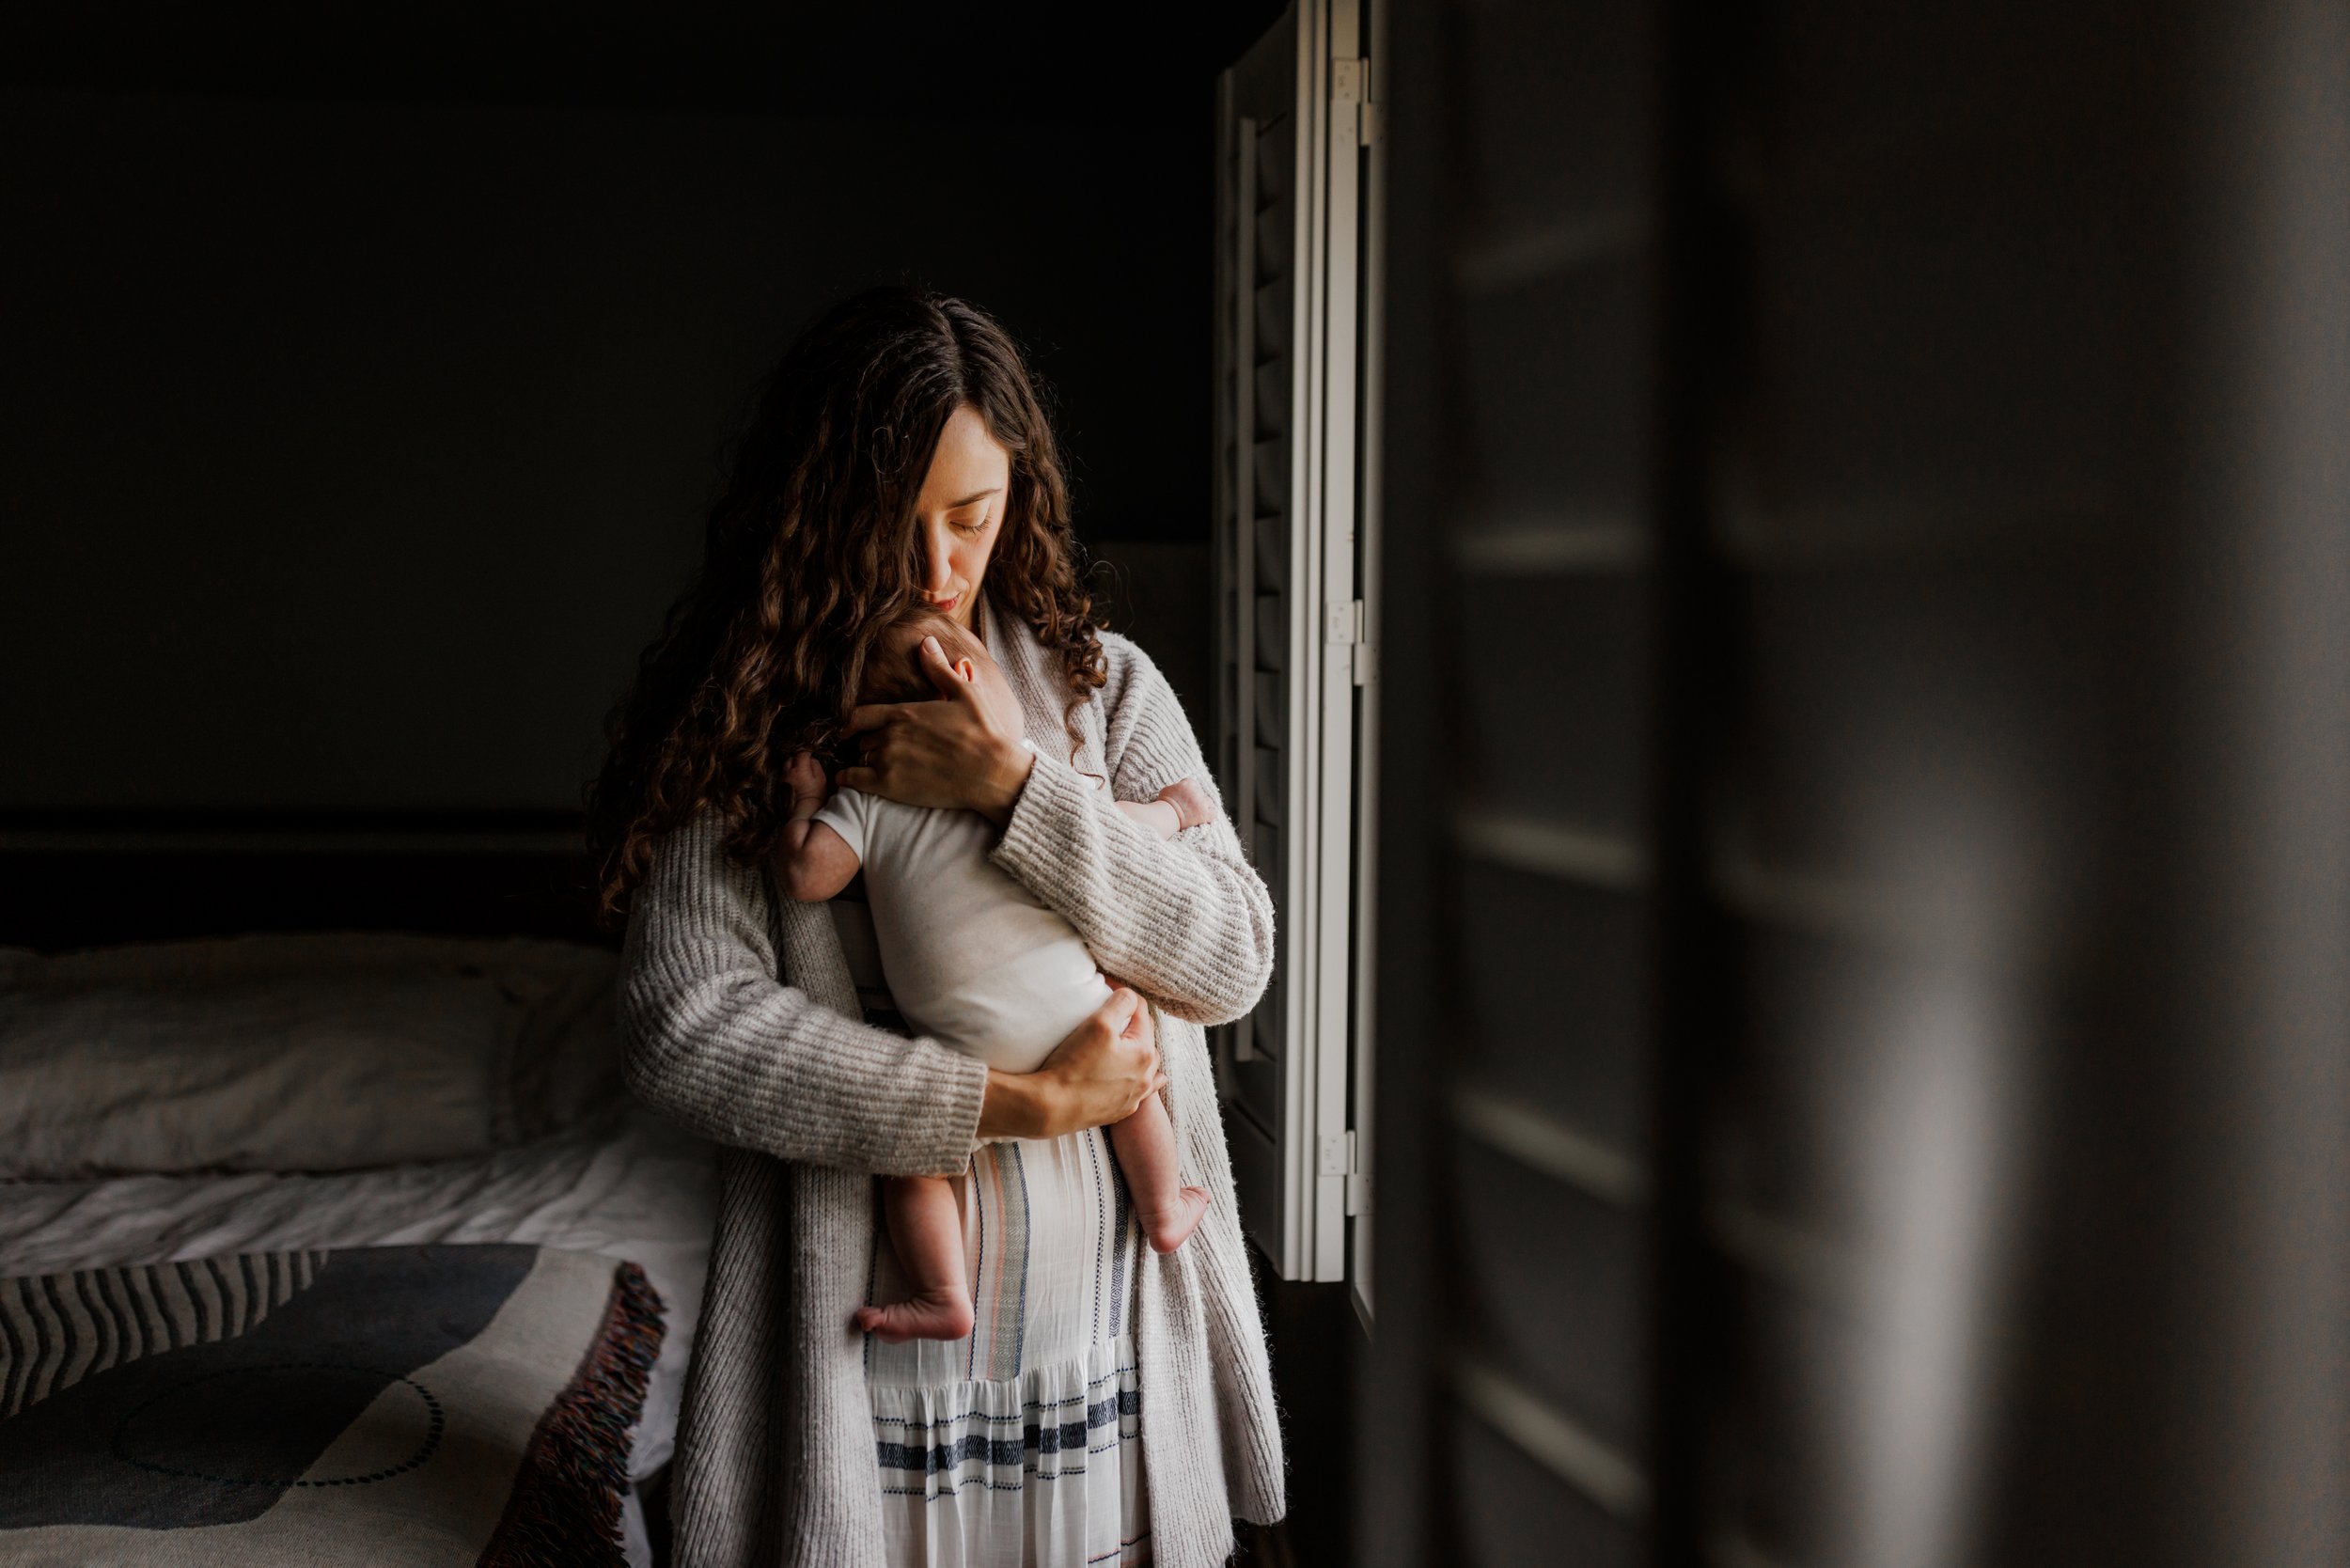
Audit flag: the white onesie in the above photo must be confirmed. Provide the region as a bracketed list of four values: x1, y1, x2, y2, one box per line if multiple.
[811, 785, 1113, 1074]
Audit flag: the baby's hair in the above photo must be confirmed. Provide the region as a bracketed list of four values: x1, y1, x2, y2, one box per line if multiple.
[856, 604, 991, 708]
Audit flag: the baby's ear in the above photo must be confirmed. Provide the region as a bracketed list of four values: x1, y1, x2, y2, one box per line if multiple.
[954, 657, 978, 682]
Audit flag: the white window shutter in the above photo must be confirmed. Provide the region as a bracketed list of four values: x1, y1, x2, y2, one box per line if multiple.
[1213, 0, 1379, 1290]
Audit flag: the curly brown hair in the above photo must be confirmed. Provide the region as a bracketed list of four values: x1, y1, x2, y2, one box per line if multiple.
[586, 288, 1105, 925]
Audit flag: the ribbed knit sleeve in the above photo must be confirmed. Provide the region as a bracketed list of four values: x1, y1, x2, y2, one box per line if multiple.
[618, 809, 989, 1177]
[987, 635, 1276, 1027]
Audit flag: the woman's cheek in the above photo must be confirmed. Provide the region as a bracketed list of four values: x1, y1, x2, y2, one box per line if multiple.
[961, 530, 998, 599]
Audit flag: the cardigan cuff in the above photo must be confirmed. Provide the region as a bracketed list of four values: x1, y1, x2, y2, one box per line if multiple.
[909, 1045, 993, 1174]
[988, 749, 1104, 889]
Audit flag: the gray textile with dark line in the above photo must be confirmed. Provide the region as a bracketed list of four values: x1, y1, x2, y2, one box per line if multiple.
[619, 602, 1286, 1567]
[0, 1250, 327, 1421]
[0, 1244, 655, 1562]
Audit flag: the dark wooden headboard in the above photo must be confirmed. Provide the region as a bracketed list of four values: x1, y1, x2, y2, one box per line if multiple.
[0, 809, 611, 952]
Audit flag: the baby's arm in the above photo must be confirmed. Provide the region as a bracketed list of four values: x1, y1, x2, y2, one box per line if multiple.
[1114, 776, 1216, 843]
[776, 750, 862, 902]
[1114, 799, 1181, 839]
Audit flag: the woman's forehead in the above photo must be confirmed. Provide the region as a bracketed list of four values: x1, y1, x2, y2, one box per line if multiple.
[917, 405, 1009, 506]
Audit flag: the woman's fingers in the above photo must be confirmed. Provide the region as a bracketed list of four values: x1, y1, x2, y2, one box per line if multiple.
[834, 765, 879, 792]
[1028, 987, 1164, 1137]
[830, 659, 1031, 820]
[1100, 986, 1143, 1033]
[917, 635, 971, 701]
[1110, 988, 1152, 1043]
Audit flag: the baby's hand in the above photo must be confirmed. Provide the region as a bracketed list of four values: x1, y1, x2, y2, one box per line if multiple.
[775, 751, 861, 901]
[1156, 776, 1214, 833]
[785, 749, 829, 817]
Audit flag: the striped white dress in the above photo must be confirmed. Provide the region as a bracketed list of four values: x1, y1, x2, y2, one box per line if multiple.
[838, 899, 1152, 1568]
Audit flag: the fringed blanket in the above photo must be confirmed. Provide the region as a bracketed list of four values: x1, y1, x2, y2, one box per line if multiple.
[0, 1244, 663, 1566]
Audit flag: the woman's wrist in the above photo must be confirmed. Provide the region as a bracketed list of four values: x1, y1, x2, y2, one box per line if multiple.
[972, 736, 1037, 827]
[979, 1065, 1058, 1141]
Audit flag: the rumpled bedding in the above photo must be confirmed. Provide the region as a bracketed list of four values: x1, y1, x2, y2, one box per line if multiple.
[0, 934, 623, 1179]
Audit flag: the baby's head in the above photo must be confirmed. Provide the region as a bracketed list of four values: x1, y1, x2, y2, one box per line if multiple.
[857, 603, 1002, 708]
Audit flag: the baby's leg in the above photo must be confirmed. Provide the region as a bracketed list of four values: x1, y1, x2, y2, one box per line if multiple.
[1108, 1096, 1211, 1254]
[855, 1174, 977, 1342]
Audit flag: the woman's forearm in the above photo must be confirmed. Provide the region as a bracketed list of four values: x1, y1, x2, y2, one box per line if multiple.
[981, 648, 1277, 1024]
[979, 1068, 1050, 1141]
[623, 963, 988, 1175]
[968, 734, 1036, 826]
[620, 813, 987, 1176]
[988, 755, 1275, 1025]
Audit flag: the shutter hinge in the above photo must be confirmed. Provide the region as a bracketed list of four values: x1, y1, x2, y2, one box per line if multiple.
[1332, 57, 1374, 149]
[1320, 1130, 1371, 1215]
[1325, 600, 1374, 684]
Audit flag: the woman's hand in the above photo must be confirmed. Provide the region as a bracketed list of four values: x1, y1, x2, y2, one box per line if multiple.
[838, 635, 1034, 824]
[978, 986, 1163, 1141]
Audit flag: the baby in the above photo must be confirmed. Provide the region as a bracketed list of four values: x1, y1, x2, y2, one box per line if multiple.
[776, 605, 1213, 1343]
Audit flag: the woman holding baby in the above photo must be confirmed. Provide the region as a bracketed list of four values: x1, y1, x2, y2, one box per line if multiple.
[590, 289, 1284, 1568]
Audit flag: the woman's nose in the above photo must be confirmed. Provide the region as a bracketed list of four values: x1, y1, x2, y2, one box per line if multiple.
[920, 525, 955, 592]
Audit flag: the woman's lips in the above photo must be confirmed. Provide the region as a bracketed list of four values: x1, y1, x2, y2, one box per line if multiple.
[931, 594, 960, 612]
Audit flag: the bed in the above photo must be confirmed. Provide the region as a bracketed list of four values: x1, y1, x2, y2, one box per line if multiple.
[0, 926, 718, 1566]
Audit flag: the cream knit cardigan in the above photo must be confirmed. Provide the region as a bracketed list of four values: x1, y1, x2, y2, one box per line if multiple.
[617, 603, 1287, 1568]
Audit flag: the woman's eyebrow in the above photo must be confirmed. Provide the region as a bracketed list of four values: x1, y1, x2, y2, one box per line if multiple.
[942, 488, 1001, 509]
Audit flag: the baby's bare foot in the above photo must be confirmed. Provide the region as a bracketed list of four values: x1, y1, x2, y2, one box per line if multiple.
[1141, 1185, 1211, 1255]
[854, 1288, 975, 1343]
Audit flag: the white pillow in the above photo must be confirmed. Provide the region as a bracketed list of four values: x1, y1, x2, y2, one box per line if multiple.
[0, 933, 620, 1179]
